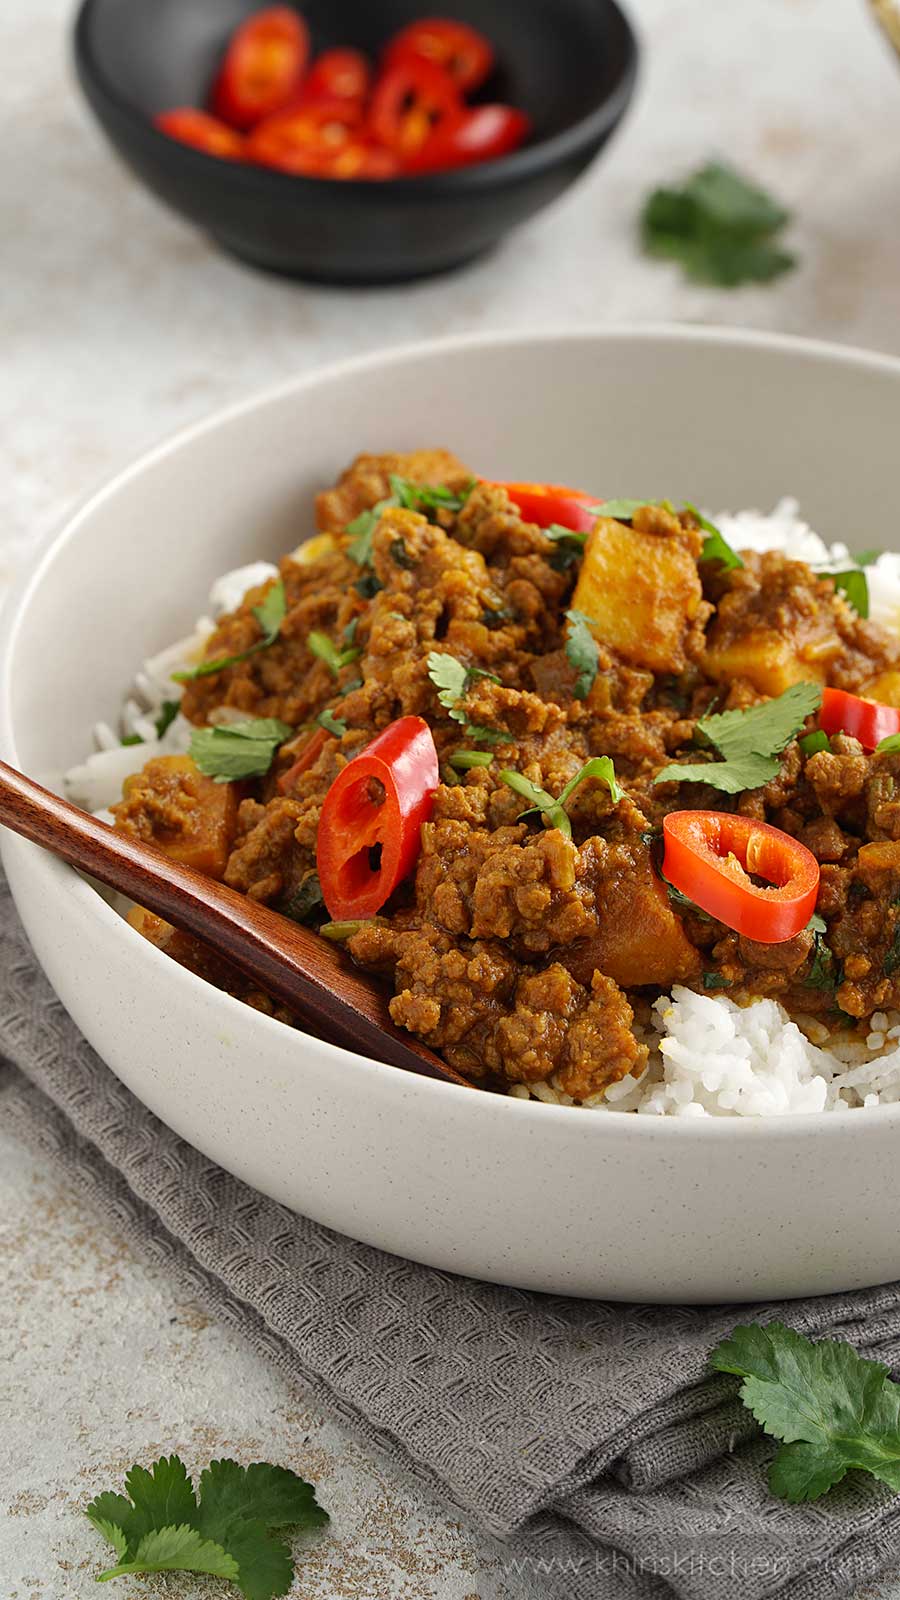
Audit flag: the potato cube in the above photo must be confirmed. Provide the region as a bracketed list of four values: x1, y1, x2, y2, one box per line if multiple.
[571, 517, 703, 674]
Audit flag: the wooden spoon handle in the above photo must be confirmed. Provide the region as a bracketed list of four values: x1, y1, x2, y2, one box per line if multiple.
[0, 760, 470, 1087]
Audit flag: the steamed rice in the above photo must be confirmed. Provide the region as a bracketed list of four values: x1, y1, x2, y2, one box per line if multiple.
[66, 500, 900, 1118]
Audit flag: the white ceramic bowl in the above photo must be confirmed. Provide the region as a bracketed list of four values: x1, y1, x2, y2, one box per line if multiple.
[5, 326, 900, 1304]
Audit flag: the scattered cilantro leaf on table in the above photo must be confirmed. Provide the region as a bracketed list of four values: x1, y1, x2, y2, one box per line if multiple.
[86, 1454, 327, 1596]
[710, 1322, 900, 1502]
[564, 609, 600, 699]
[174, 580, 287, 684]
[190, 718, 292, 784]
[500, 757, 622, 839]
[653, 681, 822, 793]
[641, 161, 797, 287]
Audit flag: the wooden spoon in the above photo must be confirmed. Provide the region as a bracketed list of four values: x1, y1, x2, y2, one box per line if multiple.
[0, 760, 472, 1089]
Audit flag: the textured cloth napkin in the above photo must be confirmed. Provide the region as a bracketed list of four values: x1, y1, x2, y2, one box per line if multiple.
[6, 866, 900, 1600]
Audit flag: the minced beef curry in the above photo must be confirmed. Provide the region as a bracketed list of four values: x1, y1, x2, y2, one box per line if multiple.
[112, 449, 900, 1103]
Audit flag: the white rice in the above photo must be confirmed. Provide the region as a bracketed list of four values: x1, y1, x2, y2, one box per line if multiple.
[65, 506, 900, 1116]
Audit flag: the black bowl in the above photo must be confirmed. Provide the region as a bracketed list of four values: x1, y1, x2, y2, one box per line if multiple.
[73, 0, 638, 285]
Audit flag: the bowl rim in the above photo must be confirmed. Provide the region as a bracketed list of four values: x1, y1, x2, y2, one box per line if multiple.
[7, 320, 900, 1141]
[72, 0, 639, 196]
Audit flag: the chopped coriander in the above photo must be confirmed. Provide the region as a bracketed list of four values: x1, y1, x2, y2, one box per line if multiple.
[499, 756, 622, 840]
[174, 580, 286, 683]
[807, 912, 827, 934]
[281, 872, 325, 925]
[317, 707, 348, 738]
[440, 763, 461, 786]
[641, 161, 796, 288]
[339, 676, 363, 696]
[120, 733, 144, 747]
[464, 723, 507, 746]
[388, 474, 472, 515]
[710, 1321, 900, 1502]
[665, 879, 711, 922]
[813, 561, 870, 618]
[85, 1452, 327, 1596]
[154, 699, 180, 740]
[654, 681, 822, 794]
[545, 523, 589, 549]
[426, 652, 500, 724]
[354, 572, 383, 599]
[390, 538, 416, 569]
[703, 971, 731, 990]
[343, 616, 360, 644]
[877, 733, 900, 755]
[856, 548, 882, 567]
[190, 717, 292, 784]
[593, 498, 649, 521]
[884, 917, 900, 977]
[799, 730, 829, 757]
[564, 609, 600, 700]
[346, 478, 471, 570]
[806, 930, 838, 992]
[449, 749, 494, 770]
[346, 500, 391, 566]
[307, 630, 361, 677]
[685, 505, 743, 570]
[590, 498, 743, 569]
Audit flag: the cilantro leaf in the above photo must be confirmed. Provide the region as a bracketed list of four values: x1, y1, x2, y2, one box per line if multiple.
[345, 478, 471, 569]
[641, 161, 797, 288]
[800, 729, 829, 756]
[545, 523, 589, 549]
[154, 699, 180, 740]
[426, 652, 501, 730]
[280, 872, 325, 925]
[710, 1321, 900, 1502]
[86, 1454, 328, 1599]
[500, 756, 621, 839]
[174, 580, 287, 683]
[684, 505, 743, 570]
[564, 610, 600, 700]
[190, 718, 292, 784]
[97, 1524, 239, 1583]
[831, 569, 869, 618]
[317, 707, 348, 738]
[856, 548, 882, 567]
[346, 501, 391, 566]
[427, 651, 469, 723]
[593, 498, 649, 521]
[388, 475, 472, 515]
[654, 682, 821, 793]
[591, 499, 743, 569]
[198, 1460, 329, 1533]
[307, 630, 362, 677]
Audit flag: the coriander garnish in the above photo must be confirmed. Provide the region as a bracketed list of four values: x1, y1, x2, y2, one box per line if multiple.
[499, 756, 622, 840]
[449, 749, 494, 770]
[317, 707, 348, 738]
[189, 717, 292, 784]
[174, 580, 287, 683]
[154, 700, 180, 740]
[653, 681, 822, 794]
[641, 161, 796, 288]
[307, 630, 362, 677]
[564, 609, 600, 700]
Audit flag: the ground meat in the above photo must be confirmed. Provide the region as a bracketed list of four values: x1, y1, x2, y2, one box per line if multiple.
[116, 447, 900, 1100]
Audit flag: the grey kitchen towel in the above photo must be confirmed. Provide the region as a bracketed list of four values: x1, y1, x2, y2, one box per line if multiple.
[5, 866, 900, 1600]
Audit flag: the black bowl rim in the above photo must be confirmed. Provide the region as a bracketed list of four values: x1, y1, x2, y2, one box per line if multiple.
[73, 0, 639, 197]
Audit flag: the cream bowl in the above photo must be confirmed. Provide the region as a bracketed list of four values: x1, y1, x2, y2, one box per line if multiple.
[4, 326, 900, 1303]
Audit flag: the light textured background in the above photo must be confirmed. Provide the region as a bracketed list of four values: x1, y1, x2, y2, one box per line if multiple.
[4, 0, 900, 1593]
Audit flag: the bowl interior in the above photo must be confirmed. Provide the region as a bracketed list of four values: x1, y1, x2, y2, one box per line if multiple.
[81, 0, 633, 145]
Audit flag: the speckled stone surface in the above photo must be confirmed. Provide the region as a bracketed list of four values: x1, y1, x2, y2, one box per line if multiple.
[4, 0, 900, 1592]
